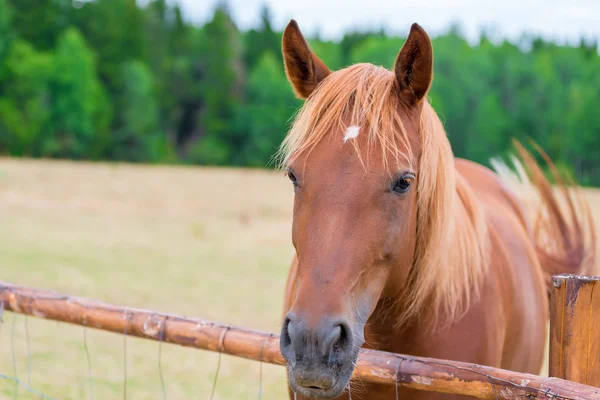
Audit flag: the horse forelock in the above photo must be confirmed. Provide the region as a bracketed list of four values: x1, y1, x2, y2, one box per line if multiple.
[277, 63, 415, 173]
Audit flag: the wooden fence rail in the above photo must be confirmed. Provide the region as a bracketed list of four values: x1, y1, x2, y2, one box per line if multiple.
[1, 282, 599, 400]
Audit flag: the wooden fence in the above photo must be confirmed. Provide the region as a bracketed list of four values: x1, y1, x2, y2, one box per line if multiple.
[0, 274, 599, 399]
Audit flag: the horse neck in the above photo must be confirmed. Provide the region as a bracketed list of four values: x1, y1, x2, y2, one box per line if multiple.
[363, 297, 430, 354]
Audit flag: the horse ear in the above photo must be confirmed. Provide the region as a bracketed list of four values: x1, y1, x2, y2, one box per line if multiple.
[394, 23, 433, 103]
[282, 20, 331, 99]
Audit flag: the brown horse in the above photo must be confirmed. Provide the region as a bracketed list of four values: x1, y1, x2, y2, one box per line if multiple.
[277, 20, 597, 399]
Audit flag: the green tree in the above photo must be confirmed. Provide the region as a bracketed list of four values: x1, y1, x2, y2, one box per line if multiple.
[350, 36, 405, 67]
[563, 55, 600, 185]
[427, 31, 475, 158]
[467, 93, 512, 164]
[0, 0, 12, 68]
[244, 4, 280, 70]
[189, 4, 245, 165]
[340, 29, 385, 66]
[143, 0, 173, 129]
[143, 0, 194, 139]
[170, 5, 192, 57]
[236, 51, 300, 166]
[310, 39, 343, 70]
[112, 61, 172, 162]
[0, 40, 52, 155]
[73, 0, 145, 94]
[44, 28, 111, 158]
[7, 0, 71, 50]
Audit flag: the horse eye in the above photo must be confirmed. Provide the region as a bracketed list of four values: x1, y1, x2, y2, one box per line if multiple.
[287, 171, 298, 187]
[392, 177, 412, 194]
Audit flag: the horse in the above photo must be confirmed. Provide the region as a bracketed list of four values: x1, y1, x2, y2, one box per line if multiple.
[276, 20, 597, 400]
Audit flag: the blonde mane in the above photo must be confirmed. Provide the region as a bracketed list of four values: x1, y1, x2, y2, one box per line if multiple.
[278, 63, 489, 326]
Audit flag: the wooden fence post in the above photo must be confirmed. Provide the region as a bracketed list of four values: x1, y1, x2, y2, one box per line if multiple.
[550, 273, 600, 387]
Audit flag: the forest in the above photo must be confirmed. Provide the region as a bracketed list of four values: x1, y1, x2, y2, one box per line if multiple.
[0, 0, 599, 184]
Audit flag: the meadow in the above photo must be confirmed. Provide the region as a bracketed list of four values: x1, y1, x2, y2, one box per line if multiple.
[0, 157, 598, 399]
[0, 158, 294, 399]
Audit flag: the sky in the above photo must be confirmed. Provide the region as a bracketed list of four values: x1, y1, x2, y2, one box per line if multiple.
[175, 0, 599, 45]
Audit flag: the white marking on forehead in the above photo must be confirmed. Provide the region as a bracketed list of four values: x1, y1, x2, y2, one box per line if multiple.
[343, 125, 360, 143]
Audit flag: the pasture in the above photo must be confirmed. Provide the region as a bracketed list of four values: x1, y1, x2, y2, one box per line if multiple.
[0, 157, 598, 399]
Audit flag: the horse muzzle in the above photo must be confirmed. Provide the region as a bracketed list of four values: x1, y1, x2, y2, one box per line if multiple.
[280, 312, 361, 398]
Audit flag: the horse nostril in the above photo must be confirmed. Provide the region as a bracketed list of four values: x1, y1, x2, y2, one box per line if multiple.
[281, 317, 292, 347]
[280, 315, 299, 363]
[322, 320, 352, 359]
[334, 322, 350, 353]
[321, 325, 341, 356]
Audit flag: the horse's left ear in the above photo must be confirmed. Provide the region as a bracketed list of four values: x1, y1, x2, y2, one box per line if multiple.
[394, 23, 433, 103]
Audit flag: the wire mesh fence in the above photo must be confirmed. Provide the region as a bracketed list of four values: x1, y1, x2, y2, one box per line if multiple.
[0, 285, 286, 400]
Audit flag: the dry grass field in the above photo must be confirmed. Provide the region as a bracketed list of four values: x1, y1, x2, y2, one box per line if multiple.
[0, 157, 598, 399]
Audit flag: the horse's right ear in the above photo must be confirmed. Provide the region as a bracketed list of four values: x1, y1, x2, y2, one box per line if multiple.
[282, 20, 331, 99]
[394, 23, 433, 104]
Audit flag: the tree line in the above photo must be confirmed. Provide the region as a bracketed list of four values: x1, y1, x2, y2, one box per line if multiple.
[0, 1, 599, 184]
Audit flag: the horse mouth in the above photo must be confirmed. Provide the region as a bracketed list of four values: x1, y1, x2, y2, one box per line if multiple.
[290, 379, 349, 399]
[288, 367, 353, 399]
